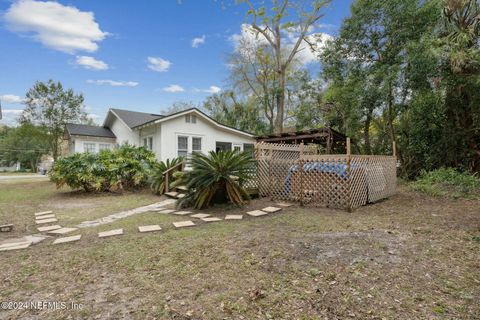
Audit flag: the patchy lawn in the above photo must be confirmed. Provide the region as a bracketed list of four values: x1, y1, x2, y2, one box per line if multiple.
[0, 180, 479, 319]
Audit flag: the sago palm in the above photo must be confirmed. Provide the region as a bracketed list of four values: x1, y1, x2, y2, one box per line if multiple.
[178, 150, 255, 209]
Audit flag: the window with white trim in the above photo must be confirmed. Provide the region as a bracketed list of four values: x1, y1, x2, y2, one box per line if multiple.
[177, 136, 188, 157]
[143, 137, 153, 151]
[99, 143, 111, 151]
[84, 143, 96, 153]
[185, 114, 190, 123]
[192, 137, 202, 153]
[191, 115, 197, 123]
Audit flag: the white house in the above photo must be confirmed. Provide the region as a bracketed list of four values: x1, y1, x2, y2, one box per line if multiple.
[64, 108, 255, 161]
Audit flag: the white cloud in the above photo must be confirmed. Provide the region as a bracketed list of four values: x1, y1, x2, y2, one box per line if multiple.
[1, 109, 23, 114]
[191, 35, 206, 48]
[230, 23, 333, 65]
[163, 84, 185, 93]
[147, 56, 171, 72]
[0, 94, 24, 104]
[75, 56, 108, 70]
[86, 80, 138, 87]
[4, 0, 108, 54]
[195, 86, 221, 94]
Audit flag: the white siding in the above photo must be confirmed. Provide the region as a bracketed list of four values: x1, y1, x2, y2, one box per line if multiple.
[157, 112, 255, 162]
[70, 138, 115, 153]
[139, 124, 162, 160]
[109, 117, 139, 146]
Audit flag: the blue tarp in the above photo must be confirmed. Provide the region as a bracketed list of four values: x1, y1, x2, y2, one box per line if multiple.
[283, 162, 349, 196]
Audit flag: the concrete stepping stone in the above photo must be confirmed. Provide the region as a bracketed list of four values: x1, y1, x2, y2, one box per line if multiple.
[201, 217, 222, 222]
[190, 213, 211, 219]
[36, 218, 58, 224]
[34, 210, 53, 216]
[225, 215, 243, 220]
[53, 235, 81, 245]
[262, 206, 282, 213]
[276, 202, 293, 207]
[98, 229, 123, 238]
[0, 242, 31, 252]
[37, 225, 62, 232]
[165, 191, 179, 198]
[173, 221, 195, 228]
[48, 227, 78, 235]
[173, 211, 192, 216]
[246, 210, 269, 217]
[138, 225, 162, 233]
[157, 209, 176, 214]
[177, 193, 186, 199]
[35, 214, 55, 219]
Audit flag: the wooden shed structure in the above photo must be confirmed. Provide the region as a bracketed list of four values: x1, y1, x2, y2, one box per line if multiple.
[256, 127, 347, 154]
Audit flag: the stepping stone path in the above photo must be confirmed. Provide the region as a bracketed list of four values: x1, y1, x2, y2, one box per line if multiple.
[190, 213, 210, 219]
[246, 210, 268, 217]
[34, 211, 53, 216]
[98, 229, 124, 238]
[53, 235, 81, 245]
[0, 242, 31, 251]
[225, 215, 243, 220]
[138, 225, 162, 233]
[262, 206, 282, 213]
[48, 227, 78, 235]
[158, 209, 176, 214]
[35, 214, 55, 219]
[173, 221, 195, 228]
[173, 211, 192, 216]
[77, 199, 176, 228]
[36, 218, 58, 224]
[37, 225, 62, 232]
[0, 235, 47, 252]
[201, 217, 222, 222]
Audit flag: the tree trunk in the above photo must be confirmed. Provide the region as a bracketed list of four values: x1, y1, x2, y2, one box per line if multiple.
[364, 109, 372, 154]
[274, 71, 286, 134]
[387, 81, 396, 146]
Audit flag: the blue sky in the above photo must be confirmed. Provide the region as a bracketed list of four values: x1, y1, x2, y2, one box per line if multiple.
[0, 0, 353, 125]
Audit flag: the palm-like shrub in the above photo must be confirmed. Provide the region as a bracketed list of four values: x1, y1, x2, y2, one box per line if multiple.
[150, 157, 184, 194]
[178, 150, 255, 209]
[49, 145, 156, 192]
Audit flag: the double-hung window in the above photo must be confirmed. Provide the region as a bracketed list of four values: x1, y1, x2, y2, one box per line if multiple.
[84, 143, 96, 153]
[192, 137, 202, 153]
[177, 136, 188, 157]
[99, 143, 111, 151]
[143, 137, 153, 151]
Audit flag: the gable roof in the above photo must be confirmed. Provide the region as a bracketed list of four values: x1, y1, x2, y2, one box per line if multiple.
[65, 123, 116, 138]
[109, 108, 163, 129]
[136, 108, 254, 137]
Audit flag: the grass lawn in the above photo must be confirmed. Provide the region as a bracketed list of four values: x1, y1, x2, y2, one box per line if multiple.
[0, 180, 479, 319]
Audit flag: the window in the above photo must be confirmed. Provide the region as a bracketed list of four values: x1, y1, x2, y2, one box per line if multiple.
[185, 114, 196, 124]
[185, 114, 190, 123]
[178, 136, 188, 157]
[84, 143, 96, 153]
[143, 137, 153, 151]
[99, 144, 111, 151]
[192, 137, 202, 153]
[233, 144, 242, 152]
[191, 115, 197, 123]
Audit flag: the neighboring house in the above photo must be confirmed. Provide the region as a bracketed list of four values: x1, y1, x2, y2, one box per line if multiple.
[64, 108, 255, 161]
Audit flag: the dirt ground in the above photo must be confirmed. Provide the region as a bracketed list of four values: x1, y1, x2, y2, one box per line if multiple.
[0, 180, 479, 319]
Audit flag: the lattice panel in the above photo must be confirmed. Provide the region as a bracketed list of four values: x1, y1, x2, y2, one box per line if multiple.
[254, 143, 396, 210]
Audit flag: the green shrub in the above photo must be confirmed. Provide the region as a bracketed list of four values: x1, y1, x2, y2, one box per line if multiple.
[177, 150, 255, 209]
[411, 168, 480, 199]
[49, 145, 156, 192]
[150, 157, 184, 195]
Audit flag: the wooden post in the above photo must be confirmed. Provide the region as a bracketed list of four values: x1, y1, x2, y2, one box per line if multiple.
[392, 141, 396, 157]
[346, 137, 352, 212]
[268, 144, 273, 199]
[165, 172, 169, 193]
[299, 142, 304, 159]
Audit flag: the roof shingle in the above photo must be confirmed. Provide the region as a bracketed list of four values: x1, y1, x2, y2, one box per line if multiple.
[110, 108, 163, 129]
[65, 123, 116, 138]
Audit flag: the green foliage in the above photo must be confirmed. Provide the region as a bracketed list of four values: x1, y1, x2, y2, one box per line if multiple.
[21, 80, 88, 160]
[411, 168, 480, 199]
[150, 157, 184, 195]
[49, 145, 156, 192]
[0, 123, 50, 171]
[177, 151, 255, 209]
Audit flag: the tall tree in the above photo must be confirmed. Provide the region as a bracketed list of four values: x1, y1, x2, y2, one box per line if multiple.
[239, 0, 331, 133]
[21, 80, 87, 160]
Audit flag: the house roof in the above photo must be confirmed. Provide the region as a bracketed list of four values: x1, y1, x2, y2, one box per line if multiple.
[110, 108, 163, 129]
[136, 108, 255, 137]
[65, 123, 116, 138]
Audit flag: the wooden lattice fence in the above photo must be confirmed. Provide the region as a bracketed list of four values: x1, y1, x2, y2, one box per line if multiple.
[255, 142, 397, 210]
